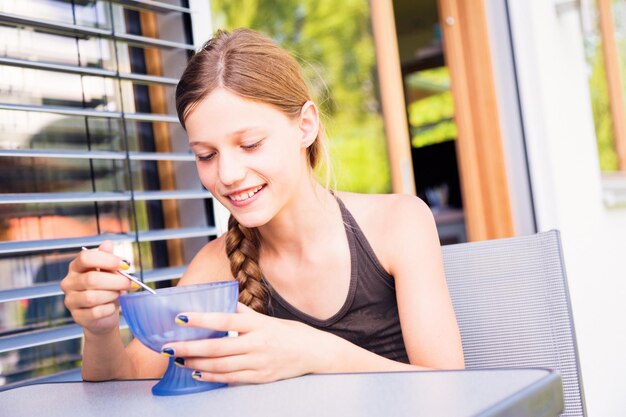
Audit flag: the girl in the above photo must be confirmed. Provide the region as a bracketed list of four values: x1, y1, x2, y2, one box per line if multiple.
[61, 28, 464, 384]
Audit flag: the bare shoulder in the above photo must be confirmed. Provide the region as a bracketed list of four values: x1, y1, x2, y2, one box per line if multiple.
[178, 234, 234, 286]
[336, 191, 435, 231]
[335, 191, 438, 272]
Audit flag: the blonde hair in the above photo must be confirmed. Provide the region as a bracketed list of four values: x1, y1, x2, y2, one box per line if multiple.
[175, 28, 329, 312]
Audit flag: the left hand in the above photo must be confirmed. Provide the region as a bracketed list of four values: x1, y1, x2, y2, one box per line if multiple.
[161, 303, 334, 384]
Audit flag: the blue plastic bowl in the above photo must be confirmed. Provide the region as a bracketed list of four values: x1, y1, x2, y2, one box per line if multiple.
[119, 281, 239, 396]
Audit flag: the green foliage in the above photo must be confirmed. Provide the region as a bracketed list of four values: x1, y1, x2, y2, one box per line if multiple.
[406, 67, 456, 149]
[210, 0, 390, 192]
[326, 116, 391, 193]
[588, 43, 619, 171]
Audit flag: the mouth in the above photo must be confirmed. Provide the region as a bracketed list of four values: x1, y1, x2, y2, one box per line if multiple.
[225, 185, 266, 202]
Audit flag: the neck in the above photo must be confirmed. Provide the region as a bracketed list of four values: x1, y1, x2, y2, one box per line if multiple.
[256, 179, 341, 259]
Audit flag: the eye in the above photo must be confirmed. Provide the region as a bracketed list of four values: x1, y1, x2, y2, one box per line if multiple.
[196, 152, 216, 162]
[242, 139, 264, 151]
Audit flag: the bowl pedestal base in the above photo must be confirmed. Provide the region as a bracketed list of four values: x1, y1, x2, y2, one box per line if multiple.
[152, 357, 227, 396]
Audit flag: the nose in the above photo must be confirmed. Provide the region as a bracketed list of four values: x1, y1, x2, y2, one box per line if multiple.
[217, 152, 246, 186]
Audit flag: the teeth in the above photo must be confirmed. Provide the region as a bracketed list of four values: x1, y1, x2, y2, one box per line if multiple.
[229, 186, 263, 202]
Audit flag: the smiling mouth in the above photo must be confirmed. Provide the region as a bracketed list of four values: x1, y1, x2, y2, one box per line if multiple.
[226, 185, 265, 202]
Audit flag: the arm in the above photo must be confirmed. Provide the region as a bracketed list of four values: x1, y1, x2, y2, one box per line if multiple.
[61, 241, 156, 381]
[63, 237, 233, 381]
[386, 195, 465, 369]
[161, 302, 422, 385]
[317, 195, 463, 371]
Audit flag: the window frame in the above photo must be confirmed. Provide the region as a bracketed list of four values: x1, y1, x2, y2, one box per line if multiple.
[0, 0, 217, 389]
[597, 0, 626, 208]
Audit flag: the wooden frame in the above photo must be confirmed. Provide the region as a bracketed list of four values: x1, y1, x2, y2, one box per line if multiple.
[370, 0, 416, 196]
[437, 0, 514, 240]
[140, 11, 185, 266]
[598, 0, 626, 171]
[371, 0, 514, 241]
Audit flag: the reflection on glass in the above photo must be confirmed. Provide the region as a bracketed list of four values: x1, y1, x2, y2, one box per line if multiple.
[0, 29, 189, 77]
[0, 111, 125, 152]
[128, 159, 198, 191]
[125, 120, 188, 152]
[0, 339, 81, 386]
[0, 67, 120, 111]
[0, 0, 200, 388]
[0, 201, 131, 243]
[0, 157, 127, 193]
[0, 0, 112, 29]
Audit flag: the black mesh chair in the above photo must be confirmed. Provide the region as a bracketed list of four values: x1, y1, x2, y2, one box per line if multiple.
[442, 230, 586, 417]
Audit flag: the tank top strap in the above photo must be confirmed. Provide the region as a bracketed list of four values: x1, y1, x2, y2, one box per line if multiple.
[334, 195, 394, 285]
[263, 194, 359, 327]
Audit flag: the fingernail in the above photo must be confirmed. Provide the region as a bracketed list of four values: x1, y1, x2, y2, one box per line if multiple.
[119, 260, 131, 270]
[174, 357, 185, 367]
[161, 347, 175, 357]
[192, 371, 202, 380]
[130, 282, 141, 290]
[175, 315, 188, 325]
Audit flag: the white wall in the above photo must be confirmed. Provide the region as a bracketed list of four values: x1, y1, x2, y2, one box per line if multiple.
[504, 1, 626, 415]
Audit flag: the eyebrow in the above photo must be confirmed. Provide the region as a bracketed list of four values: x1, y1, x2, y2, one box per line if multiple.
[189, 127, 264, 147]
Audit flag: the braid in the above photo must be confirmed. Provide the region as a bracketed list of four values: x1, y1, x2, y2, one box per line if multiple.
[225, 215, 268, 313]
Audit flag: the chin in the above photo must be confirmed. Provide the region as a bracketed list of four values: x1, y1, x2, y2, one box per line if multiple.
[230, 212, 270, 230]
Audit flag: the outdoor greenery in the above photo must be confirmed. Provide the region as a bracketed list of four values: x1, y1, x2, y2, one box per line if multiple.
[588, 49, 619, 171]
[405, 67, 456, 149]
[583, 0, 626, 172]
[210, 0, 391, 193]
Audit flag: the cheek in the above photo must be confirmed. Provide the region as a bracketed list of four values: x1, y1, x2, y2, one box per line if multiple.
[267, 135, 307, 171]
[196, 163, 217, 190]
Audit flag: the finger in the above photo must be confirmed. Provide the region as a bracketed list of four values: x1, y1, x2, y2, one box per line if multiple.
[64, 270, 133, 292]
[174, 312, 257, 333]
[98, 240, 114, 254]
[236, 302, 256, 314]
[70, 249, 129, 274]
[181, 354, 253, 375]
[70, 303, 118, 322]
[191, 369, 265, 385]
[65, 289, 123, 309]
[163, 333, 247, 358]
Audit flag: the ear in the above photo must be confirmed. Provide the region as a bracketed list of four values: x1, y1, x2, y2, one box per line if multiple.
[298, 101, 320, 149]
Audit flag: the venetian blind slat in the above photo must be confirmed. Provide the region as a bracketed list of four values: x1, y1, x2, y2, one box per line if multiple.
[0, 190, 211, 204]
[0, 150, 195, 162]
[0, 57, 179, 86]
[0, 265, 188, 303]
[0, 11, 195, 50]
[0, 227, 218, 255]
[109, 0, 192, 14]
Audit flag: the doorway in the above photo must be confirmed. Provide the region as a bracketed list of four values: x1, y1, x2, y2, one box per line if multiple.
[393, 0, 466, 245]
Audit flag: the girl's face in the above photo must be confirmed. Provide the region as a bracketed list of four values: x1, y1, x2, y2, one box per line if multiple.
[185, 88, 318, 228]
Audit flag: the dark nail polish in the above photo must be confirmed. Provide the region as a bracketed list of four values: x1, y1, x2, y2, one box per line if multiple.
[192, 370, 202, 379]
[161, 347, 175, 357]
[175, 315, 189, 324]
[174, 357, 185, 367]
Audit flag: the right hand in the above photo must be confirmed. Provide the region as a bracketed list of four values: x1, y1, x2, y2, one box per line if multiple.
[61, 241, 135, 336]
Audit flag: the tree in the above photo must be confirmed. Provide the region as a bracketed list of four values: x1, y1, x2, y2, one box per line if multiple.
[211, 0, 391, 192]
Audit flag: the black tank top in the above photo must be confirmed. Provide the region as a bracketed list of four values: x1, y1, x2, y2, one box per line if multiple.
[264, 197, 410, 364]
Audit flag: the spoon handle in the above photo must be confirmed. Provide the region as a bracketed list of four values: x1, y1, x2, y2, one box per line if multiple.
[116, 269, 157, 294]
[81, 247, 157, 295]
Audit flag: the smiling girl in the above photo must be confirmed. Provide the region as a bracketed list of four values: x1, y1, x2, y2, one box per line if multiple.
[61, 28, 464, 384]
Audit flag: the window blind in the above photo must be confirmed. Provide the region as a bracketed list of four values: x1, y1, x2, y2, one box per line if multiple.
[0, 0, 214, 389]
